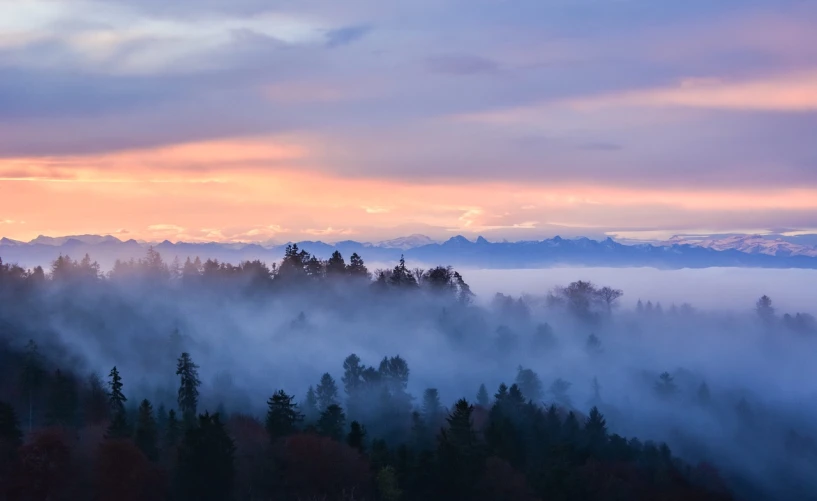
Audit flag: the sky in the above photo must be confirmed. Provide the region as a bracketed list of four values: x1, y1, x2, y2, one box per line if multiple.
[1, 0, 816, 244]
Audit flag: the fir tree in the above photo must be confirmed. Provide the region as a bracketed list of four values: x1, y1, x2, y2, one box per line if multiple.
[654, 372, 677, 399]
[176, 412, 236, 501]
[176, 352, 201, 426]
[317, 404, 346, 441]
[0, 401, 23, 450]
[422, 388, 442, 421]
[106, 366, 129, 439]
[585, 406, 608, 451]
[476, 383, 490, 408]
[107, 366, 127, 414]
[165, 409, 181, 449]
[326, 250, 347, 277]
[135, 399, 159, 461]
[347, 253, 369, 278]
[346, 420, 367, 453]
[515, 366, 544, 402]
[302, 386, 319, 423]
[84, 372, 109, 425]
[437, 399, 482, 499]
[265, 390, 303, 441]
[316, 373, 339, 411]
[21, 339, 44, 433]
[494, 383, 509, 404]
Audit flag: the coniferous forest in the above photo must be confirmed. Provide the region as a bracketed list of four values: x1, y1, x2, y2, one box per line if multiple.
[1, 246, 816, 500]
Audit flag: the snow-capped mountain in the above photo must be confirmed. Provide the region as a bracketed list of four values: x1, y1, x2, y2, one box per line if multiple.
[376, 234, 438, 250]
[663, 235, 817, 257]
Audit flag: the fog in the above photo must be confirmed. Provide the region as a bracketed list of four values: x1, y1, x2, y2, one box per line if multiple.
[2, 251, 817, 500]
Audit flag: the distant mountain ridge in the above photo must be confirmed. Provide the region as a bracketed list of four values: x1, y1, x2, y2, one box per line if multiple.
[3, 233, 817, 271]
[662, 234, 817, 257]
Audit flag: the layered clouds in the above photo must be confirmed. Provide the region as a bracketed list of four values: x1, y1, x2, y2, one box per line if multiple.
[1, 0, 816, 242]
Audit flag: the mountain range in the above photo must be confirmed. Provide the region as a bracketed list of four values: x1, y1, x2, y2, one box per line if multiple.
[2, 232, 817, 271]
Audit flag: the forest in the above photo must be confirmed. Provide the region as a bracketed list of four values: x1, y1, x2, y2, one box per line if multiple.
[1, 245, 816, 501]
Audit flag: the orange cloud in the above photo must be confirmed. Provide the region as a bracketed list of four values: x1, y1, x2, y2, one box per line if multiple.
[2, 135, 817, 243]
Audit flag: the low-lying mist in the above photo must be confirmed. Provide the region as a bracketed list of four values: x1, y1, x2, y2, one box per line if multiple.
[2, 247, 816, 500]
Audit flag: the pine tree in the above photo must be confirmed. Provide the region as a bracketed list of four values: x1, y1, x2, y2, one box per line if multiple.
[176, 412, 236, 501]
[21, 339, 44, 433]
[347, 253, 369, 279]
[135, 399, 159, 461]
[302, 386, 319, 423]
[165, 409, 181, 449]
[454, 271, 474, 304]
[346, 420, 367, 453]
[584, 406, 608, 451]
[494, 383, 508, 404]
[317, 404, 346, 441]
[0, 401, 23, 450]
[316, 373, 339, 411]
[106, 366, 129, 439]
[654, 372, 677, 399]
[422, 388, 442, 421]
[107, 366, 127, 414]
[342, 354, 364, 417]
[476, 384, 490, 408]
[176, 353, 201, 426]
[265, 390, 303, 441]
[515, 366, 543, 402]
[326, 250, 347, 277]
[437, 399, 482, 499]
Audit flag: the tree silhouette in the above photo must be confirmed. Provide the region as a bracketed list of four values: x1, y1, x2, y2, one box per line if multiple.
[176, 353, 201, 426]
[135, 399, 159, 461]
[476, 384, 490, 408]
[265, 390, 303, 441]
[316, 373, 339, 411]
[21, 339, 44, 433]
[346, 420, 367, 453]
[176, 412, 235, 501]
[317, 404, 346, 441]
[106, 366, 129, 439]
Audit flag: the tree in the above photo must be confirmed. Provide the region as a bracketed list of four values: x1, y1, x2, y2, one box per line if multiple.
[302, 386, 319, 423]
[342, 354, 365, 417]
[176, 353, 201, 426]
[326, 250, 347, 277]
[346, 420, 367, 453]
[165, 410, 181, 449]
[549, 378, 572, 407]
[21, 339, 44, 433]
[316, 373, 339, 411]
[135, 399, 159, 461]
[422, 388, 442, 421]
[0, 401, 23, 450]
[494, 383, 509, 404]
[390, 255, 418, 288]
[376, 466, 403, 501]
[585, 333, 602, 354]
[585, 407, 608, 451]
[756, 295, 775, 323]
[265, 390, 303, 441]
[347, 253, 369, 279]
[654, 372, 677, 398]
[84, 373, 109, 425]
[515, 367, 543, 403]
[45, 369, 79, 428]
[107, 366, 129, 439]
[176, 412, 235, 501]
[437, 399, 482, 499]
[476, 384, 490, 408]
[317, 404, 346, 441]
[597, 286, 624, 313]
[454, 271, 474, 304]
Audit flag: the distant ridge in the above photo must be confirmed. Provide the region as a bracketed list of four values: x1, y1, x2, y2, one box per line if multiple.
[3, 232, 817, 271]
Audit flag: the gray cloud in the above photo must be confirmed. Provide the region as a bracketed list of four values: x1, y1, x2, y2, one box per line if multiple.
[325, 25, 373, 48]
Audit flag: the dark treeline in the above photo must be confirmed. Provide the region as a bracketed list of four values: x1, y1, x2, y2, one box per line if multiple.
[0, 247, 815, 500]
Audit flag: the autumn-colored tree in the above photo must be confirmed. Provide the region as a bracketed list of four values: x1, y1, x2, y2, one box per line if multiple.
[95, 439, 167, 501]
[11, 429, 74, 501]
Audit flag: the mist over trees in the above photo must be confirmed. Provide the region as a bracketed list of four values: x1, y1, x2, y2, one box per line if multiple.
[1, 247, 817, 500]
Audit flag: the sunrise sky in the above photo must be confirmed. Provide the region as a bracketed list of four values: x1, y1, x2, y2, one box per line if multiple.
[1, 0, 816, 243]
